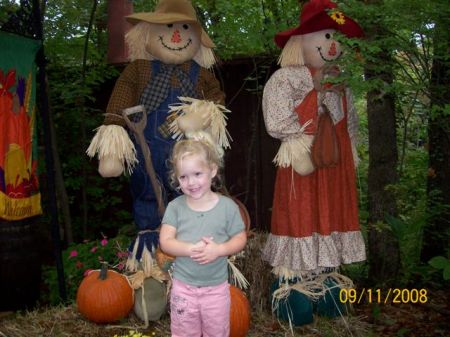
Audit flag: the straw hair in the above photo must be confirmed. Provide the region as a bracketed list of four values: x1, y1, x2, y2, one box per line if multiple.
[168, 96, 231, 149]
[278, 35, 305, 67]
[193, 44, 217, 69]
[125, 22, 155, 61]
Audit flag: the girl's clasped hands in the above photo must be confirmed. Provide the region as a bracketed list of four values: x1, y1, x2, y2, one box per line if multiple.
[190, 236, 219, 265]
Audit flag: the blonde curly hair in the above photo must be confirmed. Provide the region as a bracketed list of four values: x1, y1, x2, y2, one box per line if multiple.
[168, 139, 224, 191]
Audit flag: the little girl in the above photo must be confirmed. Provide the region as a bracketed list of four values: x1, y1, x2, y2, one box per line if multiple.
[159, 139, 247, 337]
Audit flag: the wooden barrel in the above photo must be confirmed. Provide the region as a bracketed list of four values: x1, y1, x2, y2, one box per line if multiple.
[0, 217, 42, 310]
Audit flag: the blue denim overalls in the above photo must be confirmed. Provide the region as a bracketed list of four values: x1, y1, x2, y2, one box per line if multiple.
[129, 60, 200, 259]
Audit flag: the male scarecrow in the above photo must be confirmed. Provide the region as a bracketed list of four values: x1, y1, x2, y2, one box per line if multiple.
[86, 0, 225, 310]
[262, 0, 366, 325]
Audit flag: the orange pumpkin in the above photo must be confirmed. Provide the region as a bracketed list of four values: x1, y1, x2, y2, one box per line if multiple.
[230, 285, 251, 337]
[76, 263, 133, 323]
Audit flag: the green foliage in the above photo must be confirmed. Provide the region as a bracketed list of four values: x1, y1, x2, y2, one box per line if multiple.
[42, 234, 131, 305]
[195, 0, 300, 59]
[428, 256, 450, 281]
[0, 0, 19, 26]
[383, 147, 428, 283]
[42, 0, 131, 239]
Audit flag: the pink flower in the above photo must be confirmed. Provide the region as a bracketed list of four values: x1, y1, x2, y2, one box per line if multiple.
[84, 269, 93, 277]
[117, 263, 125, 271]
[117, 251, 129, 258]
[76, 261, 83, 269]
[90, 246, 97, 253]
[100, 238, 108, 246]
[69, 250, 78, 258]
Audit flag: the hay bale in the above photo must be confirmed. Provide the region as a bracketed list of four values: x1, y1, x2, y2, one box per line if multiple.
[234, 231, 274, 314]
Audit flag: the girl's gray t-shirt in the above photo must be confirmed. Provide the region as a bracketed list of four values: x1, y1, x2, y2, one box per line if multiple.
[162, 194, 245, 287]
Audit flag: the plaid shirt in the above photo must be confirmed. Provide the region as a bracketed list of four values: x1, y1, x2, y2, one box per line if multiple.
[140, 63, 196, 113]
[103, 60, 225, 127]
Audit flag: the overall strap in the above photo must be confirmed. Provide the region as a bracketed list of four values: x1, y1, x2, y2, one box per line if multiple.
[151, 59, 161, 75]
[188, 60, 200, 90]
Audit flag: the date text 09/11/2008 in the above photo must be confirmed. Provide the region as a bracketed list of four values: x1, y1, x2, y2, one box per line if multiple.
[339, 288, 428, 304]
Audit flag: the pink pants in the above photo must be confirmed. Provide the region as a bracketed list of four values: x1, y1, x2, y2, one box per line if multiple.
[170, 279, 230, 337]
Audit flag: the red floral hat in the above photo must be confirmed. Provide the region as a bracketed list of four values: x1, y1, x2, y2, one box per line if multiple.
[275, 0, 364, 48]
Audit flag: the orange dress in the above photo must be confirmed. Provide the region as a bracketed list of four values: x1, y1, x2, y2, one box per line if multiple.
[262, 66, 366, 276]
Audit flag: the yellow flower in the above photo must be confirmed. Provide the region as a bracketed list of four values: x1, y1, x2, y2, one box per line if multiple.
[111, 330, 155, 337]
[330, 10, 346, 25]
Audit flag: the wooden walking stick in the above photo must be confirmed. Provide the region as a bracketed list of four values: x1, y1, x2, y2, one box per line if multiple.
[122, 105, 165, 217]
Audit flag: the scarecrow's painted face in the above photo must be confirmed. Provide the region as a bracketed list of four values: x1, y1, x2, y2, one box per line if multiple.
[301, 29, 343, 69]
[146, 22, 201, 64]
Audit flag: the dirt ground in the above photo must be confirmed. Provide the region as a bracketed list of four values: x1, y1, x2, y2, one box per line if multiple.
[0, 288, 448, 337]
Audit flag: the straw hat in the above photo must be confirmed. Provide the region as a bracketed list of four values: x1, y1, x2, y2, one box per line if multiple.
[275, 0, 364, 48]
[126, 0, 215, 48]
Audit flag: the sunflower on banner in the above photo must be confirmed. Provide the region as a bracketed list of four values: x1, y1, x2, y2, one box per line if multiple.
[0, 31, 42, 220]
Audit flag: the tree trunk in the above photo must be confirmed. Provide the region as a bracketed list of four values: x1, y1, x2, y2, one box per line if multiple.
[79, 0, 98, 238]
[421, 21, 450, 262]
[36, 0, 73, 245]
[364, 0, 401, 285]
[47, 78, 74, 244]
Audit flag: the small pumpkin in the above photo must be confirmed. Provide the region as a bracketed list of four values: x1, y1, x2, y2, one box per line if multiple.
[230, 285, 251, 337]
[134, 277, 167, 322]
[76, 263, 133, 323]
[155, 246, 175, 272]
[270, 279, 313, 327]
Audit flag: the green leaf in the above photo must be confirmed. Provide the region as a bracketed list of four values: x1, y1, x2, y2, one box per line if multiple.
[371, 304, 381, 319]
[385, 213, 406, 239]
[443, 265, 450, 281]
[396, 327, 410, 337]
[428, 256, 449, 269]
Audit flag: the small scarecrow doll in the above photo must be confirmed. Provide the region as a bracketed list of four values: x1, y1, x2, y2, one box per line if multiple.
[87, 0, 227, 323]
[262, 0, 366, 325]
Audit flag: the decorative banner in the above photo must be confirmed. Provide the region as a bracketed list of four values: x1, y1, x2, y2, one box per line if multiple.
[0, 31, 42, 220]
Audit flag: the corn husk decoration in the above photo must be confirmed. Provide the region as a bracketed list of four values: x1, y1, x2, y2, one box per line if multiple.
[271, 269, 354, 334]
[168, 97, 232, 154]
[126, 240, 155, 279]
[272, 270, 354, 301]
[228, 255, 250, 290]
[273, 119, 313, 168]
[127, 265, 168, 328]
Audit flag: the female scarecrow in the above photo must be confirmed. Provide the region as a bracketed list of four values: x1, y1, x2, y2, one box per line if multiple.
[262, 0, 366, 324]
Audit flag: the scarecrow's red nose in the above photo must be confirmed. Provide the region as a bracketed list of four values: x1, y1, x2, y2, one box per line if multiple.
[328, 41, 337, 56]
[171, 29, 182, 43]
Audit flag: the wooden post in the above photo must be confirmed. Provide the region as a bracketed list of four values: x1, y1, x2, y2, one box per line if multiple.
[107, 0, 133, 65]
